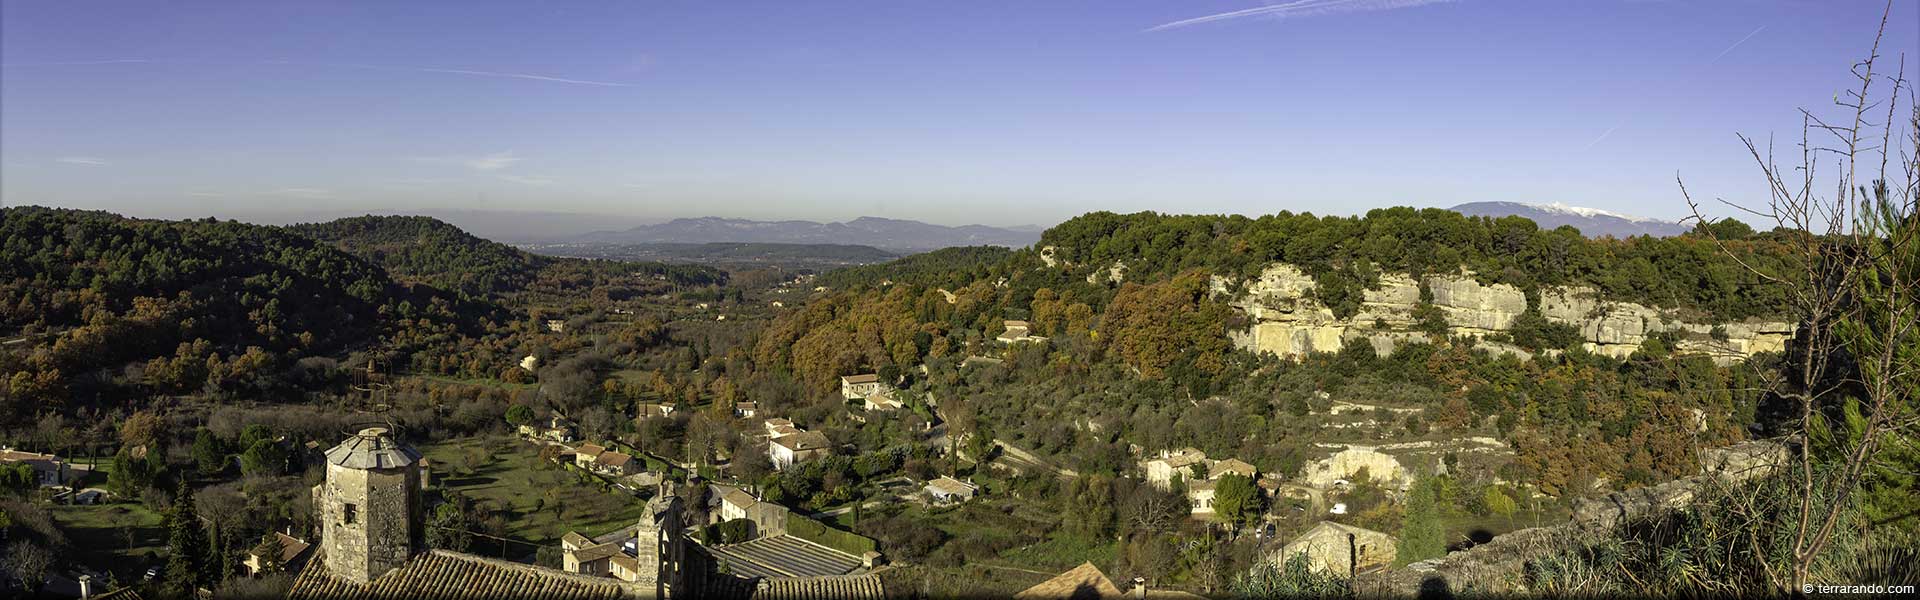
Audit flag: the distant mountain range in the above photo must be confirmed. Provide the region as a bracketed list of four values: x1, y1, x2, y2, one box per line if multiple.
[574, 216, 1042, 252]
[1449, 202, 1692, 238]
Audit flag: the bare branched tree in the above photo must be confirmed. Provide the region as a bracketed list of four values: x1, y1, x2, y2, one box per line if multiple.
[1682, 2, 1918, 592]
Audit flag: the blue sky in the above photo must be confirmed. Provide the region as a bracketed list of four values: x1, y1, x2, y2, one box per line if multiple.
[2, 1, 1913, 228]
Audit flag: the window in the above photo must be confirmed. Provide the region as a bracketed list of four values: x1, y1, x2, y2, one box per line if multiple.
[344, 503, 358, 524]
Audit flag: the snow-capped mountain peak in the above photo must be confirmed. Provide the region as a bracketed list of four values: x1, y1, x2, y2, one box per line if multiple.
[1449, 201, 1690, 238]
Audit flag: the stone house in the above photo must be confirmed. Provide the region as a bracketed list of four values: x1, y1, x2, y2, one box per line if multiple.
[1188, 480, 1218, 516]
[518, 416, 576, 443]
[863, 389, 903, 412]
[1210, 458, 1257, 480]
[762, 418, 795, 436]
[572, 443, 606, 469]
[996, 320, 1047, 344]
[240, 531, 312, 576]
[0, 448, 78, 487]
[1274, 521, 1397, 575]
[840, 374, 888, 400]
[733, 401, 758, 419]
[924, 476, 978, 505]
[769, 430, 832, 471]
[713, 485, 790, 538]
[594, 451, 638, 476]
[1142, 448, 1211, 491]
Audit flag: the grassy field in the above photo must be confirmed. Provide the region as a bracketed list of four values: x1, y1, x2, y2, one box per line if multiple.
[423, 434, 647, 547]
[50, 502, 169, 580]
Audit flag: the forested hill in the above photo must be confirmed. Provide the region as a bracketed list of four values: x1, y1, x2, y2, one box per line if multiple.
[1037, 208, 1794, 320]
[292, 215, 727, 295]
[289, 215, 549, 296]
[0, 207, 465, 415]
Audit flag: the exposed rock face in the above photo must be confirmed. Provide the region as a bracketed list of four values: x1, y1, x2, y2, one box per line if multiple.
[1300, 447, 1410, 489]
[1223, 262, 1790, 364]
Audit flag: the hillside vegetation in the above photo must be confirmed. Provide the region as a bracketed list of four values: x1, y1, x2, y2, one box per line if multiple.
[290, 215, 549, 296]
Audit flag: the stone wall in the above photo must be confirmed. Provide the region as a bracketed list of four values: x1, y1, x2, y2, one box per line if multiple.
[1350, 439, 1790, 596]
[1221, 263, 1791, 364]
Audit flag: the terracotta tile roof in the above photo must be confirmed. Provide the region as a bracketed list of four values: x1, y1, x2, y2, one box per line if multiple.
[570, 540, 624, 563]
[771, 431, 831, 453]
[0, 448, 60, 463]
[925, 476, 977, 497]
[575, 443, 606, 457]
[597, 451, 633, 467]
[751, 573, 886, 600]
[1152, 449, 1208, 469]
[269, 532, 312, 564]
[561, 531, 595, 549]
[1210, 458, 1257, 479]
[839, 374, 879, 384]
[1015, 562, 1123, 600]
[286, 549, 635, 600]
[722, 487, 758, 509]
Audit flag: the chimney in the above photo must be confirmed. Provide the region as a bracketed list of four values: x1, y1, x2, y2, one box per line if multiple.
[1132, 577, 1147, 599]
[78, 574, 93, 598]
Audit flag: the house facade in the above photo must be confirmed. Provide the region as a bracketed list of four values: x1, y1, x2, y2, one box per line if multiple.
[769, 430, 832, 471]
[840, 374, 887, 400]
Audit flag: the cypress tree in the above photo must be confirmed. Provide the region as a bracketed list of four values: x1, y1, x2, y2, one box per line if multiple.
[1396, 476, 1446, 566]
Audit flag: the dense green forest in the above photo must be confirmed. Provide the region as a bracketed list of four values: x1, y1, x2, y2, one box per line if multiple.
[0, 208, 724, 426]
[292, 215, 726, 297]
[289, 215, 549, 297]
[824, 208, 1799, 321]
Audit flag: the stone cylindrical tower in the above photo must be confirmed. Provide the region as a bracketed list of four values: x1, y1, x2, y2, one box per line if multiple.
[319, 427, 423, 584]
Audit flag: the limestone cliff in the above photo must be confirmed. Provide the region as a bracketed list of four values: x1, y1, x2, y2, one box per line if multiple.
[1219, 263, 1791, 364]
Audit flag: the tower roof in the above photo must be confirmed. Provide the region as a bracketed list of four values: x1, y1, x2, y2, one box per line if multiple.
[324, 427, 422, 470]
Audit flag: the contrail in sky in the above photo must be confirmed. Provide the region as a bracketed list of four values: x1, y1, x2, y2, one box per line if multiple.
[1582, 121, 1625, 151]
[1146, 0, 1457, 32]
[1707, 25, 1766, 65]
[1584, 25, 1767, 152]
[3, 58, 632, 87]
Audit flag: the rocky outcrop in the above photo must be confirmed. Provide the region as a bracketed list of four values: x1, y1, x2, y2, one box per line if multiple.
[1300, 447, 1411, 489]
[1222, 263, 1791, 364]
[1352, 439, 1791, 597]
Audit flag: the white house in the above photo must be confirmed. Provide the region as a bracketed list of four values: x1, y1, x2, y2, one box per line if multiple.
[840, 374, 888, 400]
[924, 476, 979, 505]
[769, 430, 832, 471]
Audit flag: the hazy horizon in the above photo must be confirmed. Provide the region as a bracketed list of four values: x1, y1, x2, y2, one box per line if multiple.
[5, 1, 1915, 226]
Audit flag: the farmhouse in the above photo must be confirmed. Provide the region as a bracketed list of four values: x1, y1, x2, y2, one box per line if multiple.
[0, 448, 81, 487]
[862, 389, 903, 412]
[769, 430, 832, 471]
[1142, 448, 1210, 491]
[839, 374, 889, 400]
[996, 320, 1047, 344]
[1274, 521, 1398, 575]
[240, 532, 312, 576]
[923, 476, 978, 505]
[573, 443, 607, 469]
